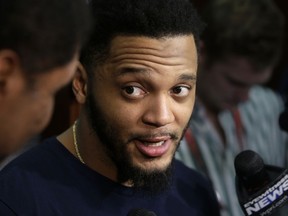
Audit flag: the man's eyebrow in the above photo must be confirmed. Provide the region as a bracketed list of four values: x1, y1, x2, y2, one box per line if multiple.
[178, 73, 197, 81]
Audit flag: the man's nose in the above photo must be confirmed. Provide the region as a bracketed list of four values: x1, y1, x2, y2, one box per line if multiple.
[142, 94, 175, 127]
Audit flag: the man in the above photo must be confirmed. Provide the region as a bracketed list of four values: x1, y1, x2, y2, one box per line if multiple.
[176, 0, 287, 215]
[0, 0, 220, 215]
[0, 0, 91, 168]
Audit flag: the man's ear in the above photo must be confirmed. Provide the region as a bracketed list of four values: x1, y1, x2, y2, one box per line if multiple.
[72, 62, 88, 104]
[0, 50, 21, 96]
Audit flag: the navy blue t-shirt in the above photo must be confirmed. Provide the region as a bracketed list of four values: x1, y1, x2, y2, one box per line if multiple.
[0, 137, 220, 216]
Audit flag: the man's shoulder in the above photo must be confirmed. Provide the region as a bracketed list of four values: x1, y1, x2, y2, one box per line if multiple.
[248, 85, 284, 106]
[0, 137, 73, 214]
[173, 159, 214, 191]
[240, 85, 285, 118]
[172, 160, 220, 215]
[0, 137, 64, 183]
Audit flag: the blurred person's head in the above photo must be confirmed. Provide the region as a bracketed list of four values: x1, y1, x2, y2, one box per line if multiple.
[72, 0, 204, 193]
[0, 0, 91, 158]
[195, 0, 285, 113]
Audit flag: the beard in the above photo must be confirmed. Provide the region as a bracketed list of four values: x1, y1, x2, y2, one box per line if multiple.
[84, 87, 190, 195]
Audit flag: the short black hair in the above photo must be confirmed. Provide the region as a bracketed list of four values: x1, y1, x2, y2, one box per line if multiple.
[200, 0, 285, 69]
[0, 0, 91, 74]
[81, 0, 205, 75]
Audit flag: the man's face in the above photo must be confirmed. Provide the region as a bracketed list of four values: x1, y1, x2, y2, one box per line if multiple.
[85, 35, 197, 190]
[197, 56, 273, 113]
[0, 54, 78, 157]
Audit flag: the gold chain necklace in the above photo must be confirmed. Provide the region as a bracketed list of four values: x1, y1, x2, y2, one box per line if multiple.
[72, 121, 85, 164]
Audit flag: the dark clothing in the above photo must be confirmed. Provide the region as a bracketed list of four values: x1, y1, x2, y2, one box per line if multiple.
[0, 137, 220, 216]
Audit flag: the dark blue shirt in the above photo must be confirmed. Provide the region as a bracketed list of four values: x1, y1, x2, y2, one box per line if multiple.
[0, 137, 220, 216]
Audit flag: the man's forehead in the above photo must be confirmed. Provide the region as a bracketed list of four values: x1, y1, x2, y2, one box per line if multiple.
[108, 35, 197, 58]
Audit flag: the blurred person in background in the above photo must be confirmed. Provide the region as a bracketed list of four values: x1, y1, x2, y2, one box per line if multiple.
[176, 0, 288, 215]
[0, 0, 91, 169]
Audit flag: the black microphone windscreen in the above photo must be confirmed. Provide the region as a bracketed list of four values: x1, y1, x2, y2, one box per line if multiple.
[234, 150, 269, 192]
[234, 149, 265, 177]
[234, 150, 288, 216]
[127, 208, 157, 216]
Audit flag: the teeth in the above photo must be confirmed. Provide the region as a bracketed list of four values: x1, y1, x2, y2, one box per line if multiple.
[143, 141, 164, 147]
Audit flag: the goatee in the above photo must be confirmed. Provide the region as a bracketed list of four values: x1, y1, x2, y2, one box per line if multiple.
[118, 159, 174, 196]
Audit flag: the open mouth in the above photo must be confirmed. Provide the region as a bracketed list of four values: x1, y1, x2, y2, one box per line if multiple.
[135, 138, 170, 157]
[143, 141, 165, 147]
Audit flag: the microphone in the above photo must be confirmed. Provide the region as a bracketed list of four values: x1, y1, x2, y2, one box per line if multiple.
[127, 208, 157, 216]
[234, 150, 288, 216]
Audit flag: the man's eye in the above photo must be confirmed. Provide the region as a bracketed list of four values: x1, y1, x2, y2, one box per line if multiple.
[171, 86, 190, 97]
[123, 86, 145, 98]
